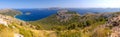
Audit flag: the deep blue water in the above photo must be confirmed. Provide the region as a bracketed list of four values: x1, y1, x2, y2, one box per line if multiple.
[15, 8, 120, 21]
[15, 9, 58, 21]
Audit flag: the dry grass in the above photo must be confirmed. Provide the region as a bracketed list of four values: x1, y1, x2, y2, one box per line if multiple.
[0, 28, 14, 37]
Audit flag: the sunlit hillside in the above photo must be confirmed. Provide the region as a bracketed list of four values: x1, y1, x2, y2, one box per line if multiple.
[0, 9, 120, 37]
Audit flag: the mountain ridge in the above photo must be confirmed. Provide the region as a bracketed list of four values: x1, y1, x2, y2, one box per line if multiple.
[1, 9, 120, 37]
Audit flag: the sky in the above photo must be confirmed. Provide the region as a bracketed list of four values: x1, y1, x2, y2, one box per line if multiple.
[0, 0, 120, 8]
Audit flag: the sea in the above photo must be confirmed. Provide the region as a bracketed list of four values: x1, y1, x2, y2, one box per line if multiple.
[15, 8, 120, 21]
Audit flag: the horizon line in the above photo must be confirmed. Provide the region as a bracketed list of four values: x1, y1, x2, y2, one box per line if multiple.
[0, 7, 120, 9]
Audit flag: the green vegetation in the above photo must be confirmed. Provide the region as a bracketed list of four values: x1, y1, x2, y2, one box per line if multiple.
[91, 28, 111, 37]
[30, 11, 107, 30]
[56, 30, 81, 37]
[19, 28, 33, 37]
[0, 9, 21, 17]
[28, 11, 112, 37]
[0, 9, 120, 37]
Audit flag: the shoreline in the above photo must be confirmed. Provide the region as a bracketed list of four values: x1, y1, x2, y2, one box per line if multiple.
[14, 14, 27, 22]
[13, 11, 29, 22]
[14, 14, 43, 22]
[14, 12, 48, 22]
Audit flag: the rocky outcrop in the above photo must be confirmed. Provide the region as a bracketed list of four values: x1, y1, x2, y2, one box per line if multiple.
[0, 18, 8, 27]
[14, 33, 24, 37]
[110, 27, 120, 37]
[91, 13, 120, 37]
[0, 13, 33, 28]
[56, 9, 80, 22]
[95, 14, 120, 37]
[107, 15, 120, 37]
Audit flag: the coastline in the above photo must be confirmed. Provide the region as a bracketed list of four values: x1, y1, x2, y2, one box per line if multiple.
[14, 14, 42, 22]
[14, 11, 48, 22]
[14, 14, 27, 22]
[13, 11, 28, 22]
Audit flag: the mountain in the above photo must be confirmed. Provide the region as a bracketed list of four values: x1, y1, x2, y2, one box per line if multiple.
[29, 9, 120, 37]
[0, 9, 56, 37]
[48, 7, 62, 10]
[30, 9, 108, 30]
[0, 9, 21, 17]
[1, 9, 120, 37]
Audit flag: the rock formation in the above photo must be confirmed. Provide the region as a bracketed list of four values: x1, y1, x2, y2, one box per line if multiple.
[56, 9, 80, 22]
[107, 15, 120, 37]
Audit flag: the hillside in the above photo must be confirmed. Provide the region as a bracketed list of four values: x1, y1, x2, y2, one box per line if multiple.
[0, 14, 31, 37]
[0, 9, 57, 37]
[30, 10, 108, 30]
[29, 9, 120, 37]
[0, 9, 21, 17]
[1, 9, 120, 37]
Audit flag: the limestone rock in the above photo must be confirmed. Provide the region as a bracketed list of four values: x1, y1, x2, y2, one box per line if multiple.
[14, 33, 24, 37]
